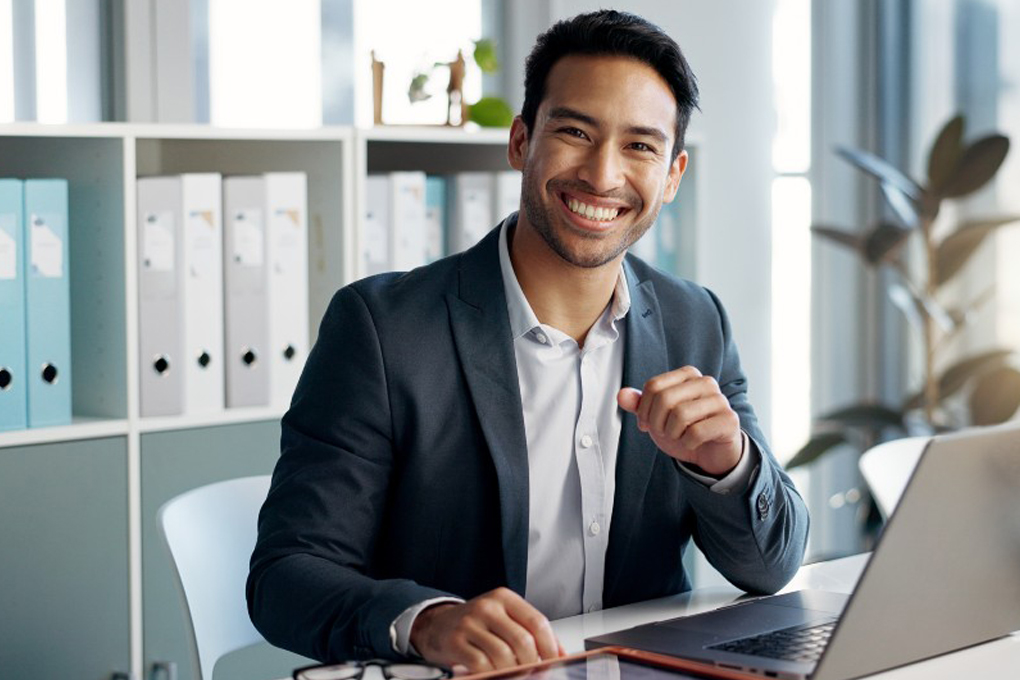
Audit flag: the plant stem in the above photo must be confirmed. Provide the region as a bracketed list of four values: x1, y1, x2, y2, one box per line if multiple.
[923, 215, 939, 424]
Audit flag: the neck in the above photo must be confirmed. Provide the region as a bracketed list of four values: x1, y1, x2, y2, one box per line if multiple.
[509, 220, 623, 346]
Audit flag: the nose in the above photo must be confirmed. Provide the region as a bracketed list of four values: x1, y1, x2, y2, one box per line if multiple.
[577, 143, 625, 194]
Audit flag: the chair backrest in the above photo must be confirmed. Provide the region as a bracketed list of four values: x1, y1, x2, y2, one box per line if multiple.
[859, 436, 930, 518]
[157, 475, 271, 680]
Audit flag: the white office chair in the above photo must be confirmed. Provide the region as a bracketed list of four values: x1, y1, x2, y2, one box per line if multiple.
[858, 436, 930, 518]
[157, 475, 271, 680]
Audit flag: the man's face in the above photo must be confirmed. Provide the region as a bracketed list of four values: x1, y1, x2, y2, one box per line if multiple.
[509, 54, 687, 269]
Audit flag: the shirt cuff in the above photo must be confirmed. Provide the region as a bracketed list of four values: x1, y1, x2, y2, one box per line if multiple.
[390, 596, 465, 657]
[677, 431, 760, 495]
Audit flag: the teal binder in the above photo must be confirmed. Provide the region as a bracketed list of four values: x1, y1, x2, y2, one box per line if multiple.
[23, 179, 72, 427]
[425, 175, 447, 263]
[0, 179, 27, 431]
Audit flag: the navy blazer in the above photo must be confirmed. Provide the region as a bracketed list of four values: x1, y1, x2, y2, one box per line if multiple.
[247, 223, 809, 661]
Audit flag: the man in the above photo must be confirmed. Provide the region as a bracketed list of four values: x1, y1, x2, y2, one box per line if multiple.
[248, 9, 808, 674]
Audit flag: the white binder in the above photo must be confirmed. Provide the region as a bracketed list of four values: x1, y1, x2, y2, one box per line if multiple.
[363, 175, 390, 276]
[448, 172, 494, 254]
[388, 171, 428, 271]
[137, 174, 225, 417]
[492, 170, 521, 224]
[137, 177, 185, 417]
[264, 173, 309, 410]
[180, 174, 225, 415]
[222, 177, 271, 408]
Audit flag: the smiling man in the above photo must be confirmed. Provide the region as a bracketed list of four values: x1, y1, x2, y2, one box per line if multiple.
[248, 9, 808, 675]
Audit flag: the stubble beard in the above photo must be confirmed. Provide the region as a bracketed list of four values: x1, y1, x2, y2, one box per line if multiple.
[519, 163, 659, 269]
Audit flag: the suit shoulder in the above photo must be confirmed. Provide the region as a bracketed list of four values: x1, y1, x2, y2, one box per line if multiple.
[624, 253, 722, 314]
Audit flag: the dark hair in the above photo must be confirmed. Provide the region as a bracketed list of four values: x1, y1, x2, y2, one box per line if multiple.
[521, 10, 700, 162]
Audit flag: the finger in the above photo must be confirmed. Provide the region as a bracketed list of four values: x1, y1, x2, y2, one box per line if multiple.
[663, 393, 729, 441]
[678, 411, 740, 452]
[484, 614, 541, 665]
[462, 622, 517, 671]
[638, 367, 702, 427]
[500, 593, 561, 660]
[646, 375, 722, 435]
[617, 387, 642, 414]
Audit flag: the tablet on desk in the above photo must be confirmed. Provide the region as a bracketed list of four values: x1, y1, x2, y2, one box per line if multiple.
[461, 647, 766, 680]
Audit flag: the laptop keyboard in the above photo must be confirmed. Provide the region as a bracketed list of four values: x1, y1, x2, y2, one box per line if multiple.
[708, 620, 837, 663]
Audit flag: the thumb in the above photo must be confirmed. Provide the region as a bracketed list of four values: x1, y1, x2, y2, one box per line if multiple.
[617, 387, 642, 414]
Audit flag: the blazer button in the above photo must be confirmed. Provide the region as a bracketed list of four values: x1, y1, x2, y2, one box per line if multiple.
[757, 493, 771, 520]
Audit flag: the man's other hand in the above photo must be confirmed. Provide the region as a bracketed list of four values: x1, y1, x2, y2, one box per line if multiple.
[409, 587, 565, 673]
[617, 366, 742, 477]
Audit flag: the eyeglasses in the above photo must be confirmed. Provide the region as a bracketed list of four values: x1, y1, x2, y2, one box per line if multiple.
[293, 660, 452, 680]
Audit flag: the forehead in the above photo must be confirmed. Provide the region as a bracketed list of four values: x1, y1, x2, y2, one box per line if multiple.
[538, 54, 677, 130]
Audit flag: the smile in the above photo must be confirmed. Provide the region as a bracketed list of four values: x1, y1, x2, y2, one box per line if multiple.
[559, 192, 629, 225]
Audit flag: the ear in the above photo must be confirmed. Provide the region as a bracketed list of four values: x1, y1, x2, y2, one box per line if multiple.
[662, 149, 688, 204]
[508, 116, 530, 171]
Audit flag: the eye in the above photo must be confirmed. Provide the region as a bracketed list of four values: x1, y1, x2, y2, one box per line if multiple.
[629, 141, 657, 154]
[558, 126, 589, 140]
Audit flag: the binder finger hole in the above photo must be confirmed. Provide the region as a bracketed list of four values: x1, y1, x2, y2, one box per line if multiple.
[283, 344, 297, 361]
[197, 351, 211, 368]
[153, 356, 171, 375]
[41, 363, 58, 384]
[0, 368, 12, 390]
[242, 349, 258, 366]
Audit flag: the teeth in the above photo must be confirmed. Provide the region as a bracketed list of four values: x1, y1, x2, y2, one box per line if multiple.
[566, 197, 620, 222]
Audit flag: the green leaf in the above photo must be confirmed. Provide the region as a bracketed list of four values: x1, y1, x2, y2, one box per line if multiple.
[836, 146, 923, 201]
[786, 432, 848, 469]
[927, 115, 965, 192]
[939, 134, 1010, 198]
[936, 216, 1020, 286]
[819, 404, 906, 430]
[968, 366, 1020, 426]
[811, 225, 863, 255]
[467, 96, 514, 128]
[473, 39, 499, 73]
[864, 221, 911, 264]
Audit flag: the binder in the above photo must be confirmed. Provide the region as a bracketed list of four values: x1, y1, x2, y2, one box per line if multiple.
[137, 176, 185, 416]
[180, 174, 225, 414]
[363, 175, 390, 276]
[492, 170, 521, 224]
[448, 172, 494, 254]
[388, 171, 428, 271]
[23, 179, 72, 427]
[137, 174, 224, 416]
[222, 177, 270, 408]
[424, 176, 447, 263]
[0, 179, 27, 431]
[263, 173, 308, 409]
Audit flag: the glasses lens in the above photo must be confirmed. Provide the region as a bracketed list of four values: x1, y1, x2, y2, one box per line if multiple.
[297, 664, 364, 680]
[388, 664, 447, 680]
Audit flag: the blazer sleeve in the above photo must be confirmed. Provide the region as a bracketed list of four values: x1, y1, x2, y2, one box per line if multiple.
[247, 285, 455, 661]
[678, 289, 810, 595]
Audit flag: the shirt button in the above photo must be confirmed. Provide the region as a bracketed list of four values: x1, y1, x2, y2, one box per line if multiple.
[580, 434, 594, 448]
[589, 521, 601, 536]
[535, 332, 548, 344]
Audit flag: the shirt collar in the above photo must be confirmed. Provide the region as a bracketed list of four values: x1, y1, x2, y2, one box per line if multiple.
[498, 215, 631, 341]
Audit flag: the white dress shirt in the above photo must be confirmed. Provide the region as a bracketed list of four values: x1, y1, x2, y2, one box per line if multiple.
[390, 217, 758, 653]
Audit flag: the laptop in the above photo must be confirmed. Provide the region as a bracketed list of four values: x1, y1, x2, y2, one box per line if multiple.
[587, 421, 1020, 679]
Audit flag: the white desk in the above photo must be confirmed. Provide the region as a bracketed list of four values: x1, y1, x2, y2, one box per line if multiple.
[550, 553, 1020, 677]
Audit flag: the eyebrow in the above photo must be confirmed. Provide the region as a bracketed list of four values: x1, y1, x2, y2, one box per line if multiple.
[546, 106, 670, 145]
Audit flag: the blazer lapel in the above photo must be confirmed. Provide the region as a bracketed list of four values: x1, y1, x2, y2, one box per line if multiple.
[605, 259, 670, 601]
[446, 228, 530, 595]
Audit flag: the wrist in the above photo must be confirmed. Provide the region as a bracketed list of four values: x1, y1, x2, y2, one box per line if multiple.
[409, 602, 457, 655]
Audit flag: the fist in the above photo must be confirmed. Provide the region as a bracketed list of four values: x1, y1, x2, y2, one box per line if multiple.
[617, 366, 742, 476]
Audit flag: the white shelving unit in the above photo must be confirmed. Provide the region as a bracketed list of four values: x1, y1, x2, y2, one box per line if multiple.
[0, 122, 517, 680]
